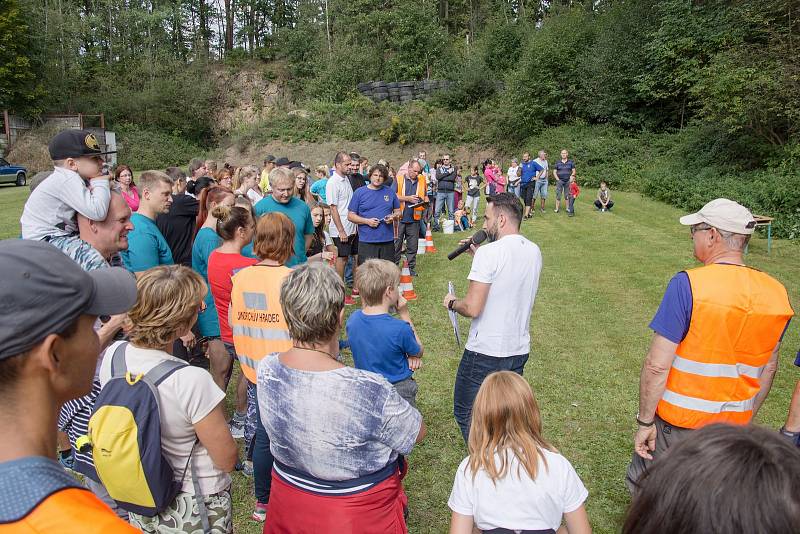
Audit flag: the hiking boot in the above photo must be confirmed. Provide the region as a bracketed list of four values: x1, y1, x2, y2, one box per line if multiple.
[242, 460, 254, 477]
[252, 502, 268, 522]
[409, 269, 418, 277]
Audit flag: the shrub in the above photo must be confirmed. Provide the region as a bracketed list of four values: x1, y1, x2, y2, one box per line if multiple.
[116, 125, 206, 170]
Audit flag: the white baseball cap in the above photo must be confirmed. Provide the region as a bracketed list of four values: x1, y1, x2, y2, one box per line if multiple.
[679, 198, 757, 235]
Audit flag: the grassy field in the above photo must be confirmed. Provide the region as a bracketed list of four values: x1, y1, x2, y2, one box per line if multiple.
[1, 183, 798, 533]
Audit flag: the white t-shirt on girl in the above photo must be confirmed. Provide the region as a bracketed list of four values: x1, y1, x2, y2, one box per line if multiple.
[448, 448, 588, 532]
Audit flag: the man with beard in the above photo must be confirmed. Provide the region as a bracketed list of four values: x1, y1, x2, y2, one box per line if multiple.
[442, 193, 543, 442]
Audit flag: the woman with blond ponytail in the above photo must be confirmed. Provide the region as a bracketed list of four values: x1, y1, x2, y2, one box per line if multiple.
[448, 372, 591, 534]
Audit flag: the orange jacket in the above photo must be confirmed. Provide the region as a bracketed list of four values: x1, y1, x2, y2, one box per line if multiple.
[657, 264, 793, 429]
[230, 264, 293, 383]
[0, 487, 138, 533]
[396, 175, 427, 221]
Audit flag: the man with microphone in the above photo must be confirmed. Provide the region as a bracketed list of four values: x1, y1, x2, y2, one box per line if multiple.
[443, 193, 543, 442]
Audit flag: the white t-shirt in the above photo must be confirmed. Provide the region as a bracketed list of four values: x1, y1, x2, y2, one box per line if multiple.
[247, 188, 264, 204]
[448, 449, 588, 532]
[534, 158, 549, 182]
[507, 166, 520, 185]
[99, 341, 230, 495]
[466, 233, 542, 357]
[325, 172, 356, 238]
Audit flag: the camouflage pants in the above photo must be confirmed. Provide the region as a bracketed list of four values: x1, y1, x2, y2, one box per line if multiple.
[245, 381, 258, 459]
[129, 489, 232, 534]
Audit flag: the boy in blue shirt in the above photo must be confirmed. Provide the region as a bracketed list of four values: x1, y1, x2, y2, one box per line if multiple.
[346, 259, 424, 407]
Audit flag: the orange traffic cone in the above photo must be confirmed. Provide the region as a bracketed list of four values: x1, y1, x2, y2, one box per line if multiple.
[417, 237, 426, 255]
[425, 228, 438, 253]
[400, 259, 418, 300]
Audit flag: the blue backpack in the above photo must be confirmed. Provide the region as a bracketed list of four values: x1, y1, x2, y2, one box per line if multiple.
[82, 342, 208, 529]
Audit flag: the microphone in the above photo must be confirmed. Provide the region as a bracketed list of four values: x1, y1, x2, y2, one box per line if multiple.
[447, 230, 488, 260]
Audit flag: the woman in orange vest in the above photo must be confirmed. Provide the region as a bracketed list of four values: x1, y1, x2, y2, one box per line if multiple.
[228, 212, 295, 522]
[0, 240, 139, 533]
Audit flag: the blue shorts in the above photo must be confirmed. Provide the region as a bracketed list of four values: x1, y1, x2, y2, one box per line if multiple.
[534, 181, 548, 199]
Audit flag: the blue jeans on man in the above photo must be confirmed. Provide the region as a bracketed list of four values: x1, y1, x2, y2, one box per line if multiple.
[507, 184, 521, 197]
[433, 191, 455, 230]
[453, 349, 529, 442]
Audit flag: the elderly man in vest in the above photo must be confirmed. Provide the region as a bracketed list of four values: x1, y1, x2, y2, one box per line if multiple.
[394, 160, 428, 276]
[626, 198, 793, 493]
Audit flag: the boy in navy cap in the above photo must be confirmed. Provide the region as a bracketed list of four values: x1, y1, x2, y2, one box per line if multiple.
[0, 239, 138, 533]
[20, 129, 116, 255]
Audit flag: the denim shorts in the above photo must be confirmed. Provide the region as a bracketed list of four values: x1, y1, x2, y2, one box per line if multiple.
[534, 180, 548, 199]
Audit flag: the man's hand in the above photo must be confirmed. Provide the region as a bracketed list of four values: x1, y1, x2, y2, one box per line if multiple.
[339, 233, 349, 243]
[456, 236, 481, 257]
[634, 425, 657, 460]
[408, 356, 422, 371]
[367, 218, 380, 228]
[443, 294, 457, 310]
[180, 331, 196, 349]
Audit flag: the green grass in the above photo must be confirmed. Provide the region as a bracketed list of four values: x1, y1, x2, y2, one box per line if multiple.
[1, 183, 798, 533]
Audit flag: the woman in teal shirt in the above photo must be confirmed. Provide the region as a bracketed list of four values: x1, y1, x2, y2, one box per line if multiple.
[192, 186, 235, 390]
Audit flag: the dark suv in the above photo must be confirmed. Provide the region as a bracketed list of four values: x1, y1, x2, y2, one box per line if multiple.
[0, 157, 27, 186]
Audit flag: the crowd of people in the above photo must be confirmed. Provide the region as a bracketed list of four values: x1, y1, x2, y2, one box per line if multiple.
[0, 128, 798, 534]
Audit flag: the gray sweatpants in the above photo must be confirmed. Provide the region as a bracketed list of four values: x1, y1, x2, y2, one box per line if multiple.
[625, 415, 693, 495]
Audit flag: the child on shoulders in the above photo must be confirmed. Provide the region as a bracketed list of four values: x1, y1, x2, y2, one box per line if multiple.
[448, 372, 591, 534]
[21, 129, 114, 255]
[345, 259, 424, 407]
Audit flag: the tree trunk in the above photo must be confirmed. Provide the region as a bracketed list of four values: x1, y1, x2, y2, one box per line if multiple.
[225, 0, 234, 52]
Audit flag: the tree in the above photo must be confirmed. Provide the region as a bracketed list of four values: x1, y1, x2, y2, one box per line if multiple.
[0, 0, 45, 114]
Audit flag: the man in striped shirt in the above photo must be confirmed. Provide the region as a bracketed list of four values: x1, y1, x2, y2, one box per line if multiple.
[57, 190, 134, 517]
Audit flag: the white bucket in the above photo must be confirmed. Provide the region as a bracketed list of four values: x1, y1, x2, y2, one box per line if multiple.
[443, 220, 454, 234]
[417, 238, 426, 254]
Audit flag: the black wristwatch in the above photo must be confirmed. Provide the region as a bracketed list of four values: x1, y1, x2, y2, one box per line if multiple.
[448, 298, 457, 311]
[636, 413, 655, 427]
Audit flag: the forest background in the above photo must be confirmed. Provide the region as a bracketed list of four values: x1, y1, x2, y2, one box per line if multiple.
[2, 0, 799, 237]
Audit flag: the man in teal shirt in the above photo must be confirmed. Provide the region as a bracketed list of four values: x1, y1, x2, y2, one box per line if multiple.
[254, 167, 314, 266]
[121, 171, 174, 272]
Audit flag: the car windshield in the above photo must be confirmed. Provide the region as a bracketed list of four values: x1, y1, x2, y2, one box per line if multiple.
[0, 159, 8, 166]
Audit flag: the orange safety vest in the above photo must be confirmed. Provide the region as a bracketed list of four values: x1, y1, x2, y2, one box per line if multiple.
[229, 264, 293, 383]
[656, 263, 794, 429]
[0, 487, 139, 533]
[396, 175, 426, 221]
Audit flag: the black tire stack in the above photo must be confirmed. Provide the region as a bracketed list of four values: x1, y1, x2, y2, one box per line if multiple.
[357, 80, 459, 104]
[398, 81, 414, 103]
[371, 81, 388, 102]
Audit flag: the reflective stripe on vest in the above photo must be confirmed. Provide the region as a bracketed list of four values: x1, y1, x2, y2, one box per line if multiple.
[657, 264, 793, 429]
[229, 265, 293, 383]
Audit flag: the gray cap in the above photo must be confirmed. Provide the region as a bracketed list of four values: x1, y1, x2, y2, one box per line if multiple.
[0, 240, 138, 360]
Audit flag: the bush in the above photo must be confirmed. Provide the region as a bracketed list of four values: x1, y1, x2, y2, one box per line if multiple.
[116, 125, 206, 170]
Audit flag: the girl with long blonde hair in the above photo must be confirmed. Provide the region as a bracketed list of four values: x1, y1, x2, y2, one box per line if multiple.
[448, 372, 591, 534]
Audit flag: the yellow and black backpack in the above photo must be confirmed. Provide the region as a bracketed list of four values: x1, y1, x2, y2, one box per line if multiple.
[80, 342, 191, 517]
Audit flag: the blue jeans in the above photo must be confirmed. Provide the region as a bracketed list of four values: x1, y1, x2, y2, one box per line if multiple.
[453, 349, 529, 443]
[253, 385, 273, 504]
[507, 184, 521, 197]
[433, 191, 455, 229]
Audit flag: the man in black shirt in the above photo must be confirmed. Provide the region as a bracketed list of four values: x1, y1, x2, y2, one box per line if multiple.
[348, 152, 367, 192]
[156, 167, 199, 266]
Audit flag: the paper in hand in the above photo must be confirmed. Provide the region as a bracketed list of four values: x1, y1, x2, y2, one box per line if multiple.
[448, 281, 461, 346]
